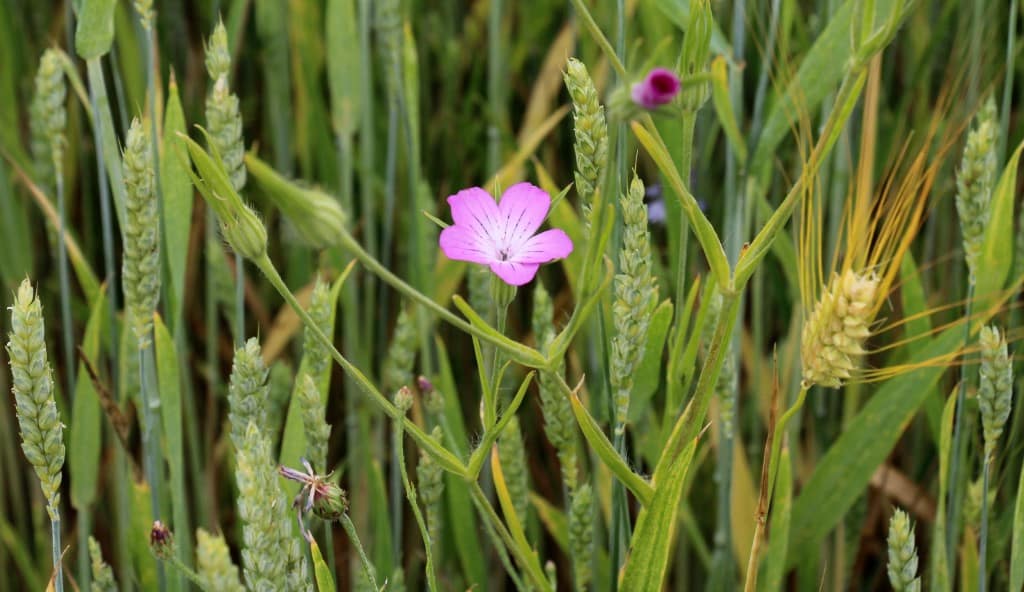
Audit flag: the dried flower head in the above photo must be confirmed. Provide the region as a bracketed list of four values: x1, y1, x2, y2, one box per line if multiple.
[149, 520, 175, 560]
[279, 459, 349, 523]
[439, 183, 573, 286]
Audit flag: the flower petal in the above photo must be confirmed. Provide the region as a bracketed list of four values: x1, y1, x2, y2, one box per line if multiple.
[448, 187, 502, 245]
[498, 182, 550, 247]
[439, 225, 495, 264]
[512, 229, 573, 264]
[489, 261, 541, 286]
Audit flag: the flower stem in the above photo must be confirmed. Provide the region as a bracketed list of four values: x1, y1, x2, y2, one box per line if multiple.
[394, 408, 438, 591]
[254, 254, 468, 476]
[743, 383, 809, 592]
[340, 513, 378, 591]
[979, 457, 991, 592]
[336, 229, 545, 367]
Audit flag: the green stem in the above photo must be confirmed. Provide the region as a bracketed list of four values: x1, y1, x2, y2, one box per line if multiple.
[340, 513, 379, 590]
[336, 230, 546, 367]
[394, 409, 438, 591]
[998, 0, 1019, 164]
[139, 345, 167, 591]
[947, 282, 975, 564]
[254, 254, 467, 476]
[54, 159, 75, 416]
[979, 457, 991, 592]
[50, 516, 63, 592]
[358, 0, 378, 362]
[743, 384, 809, 592]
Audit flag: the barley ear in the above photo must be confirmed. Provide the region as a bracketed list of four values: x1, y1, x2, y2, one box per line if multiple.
[801, 270, 879, 388]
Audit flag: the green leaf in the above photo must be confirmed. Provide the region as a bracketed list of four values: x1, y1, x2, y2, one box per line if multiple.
[530, 493, 569, 552]
[326, 0, 361, 136]
[310, 540, 337, 592]
[930, 389, 957, 592]
[709, 57, 748, 165]
[154, 314, 192, 576]
[630, 299, 673, 422]
[161, 76, 193, 335]
[74, 0, 116, 59]
[568, 387, 653, 505]
[86, 59, 128, 230]
[975, 139, 1024, 303]
[1012, 454, 1024, 592]
[758, 447, 792, 592]
[619, 439, 697, 590]
[69, 287, 107, 510]
[0, 158, 33, 288]
[130, 479, 157, 590]
[899, 254, 941, 444]
[787, 322, 988, 565]
[648, 0, 732, 55]
[434, 336, 488, 587]
[750, 0, 898, 181]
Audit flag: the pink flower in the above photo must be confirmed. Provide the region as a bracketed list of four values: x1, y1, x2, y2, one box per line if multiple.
[631, 68, 681, 109]
[439, 182, 573, 286]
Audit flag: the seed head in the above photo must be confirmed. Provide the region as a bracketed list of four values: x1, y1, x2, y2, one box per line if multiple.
[978, 325, 1013, 459]
[955, 98, 998, 280]
[7, 279, 64, 520]
[564, 58, 608, 233]
[29, 49, 66, 185]
[801, 270, 880, 388]
[122, 118, 161, 348]
[195, 528, 245, 592]
[886, 509, 921, 592]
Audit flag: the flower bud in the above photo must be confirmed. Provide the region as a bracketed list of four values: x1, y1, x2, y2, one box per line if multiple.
[149, 520, 175, 560]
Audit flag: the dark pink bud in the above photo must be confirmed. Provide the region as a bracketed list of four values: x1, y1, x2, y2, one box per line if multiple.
[631, 68, 681, 109]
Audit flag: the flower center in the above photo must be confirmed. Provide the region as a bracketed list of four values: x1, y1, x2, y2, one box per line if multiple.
[498, 249, 511, 262]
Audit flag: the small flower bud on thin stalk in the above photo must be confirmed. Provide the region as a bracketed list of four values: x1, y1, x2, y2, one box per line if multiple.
[7, 279, 65, 592]
[611, 175, 658, 434]
[564, 58, 608, 235]
[149, 521, 175, 561]
[195, 529, 245, 592]
[88, 537, 119, 592]
[122, 118, 161, 349]
[886, 509, 921, 592]
[955, 99, 998, 281]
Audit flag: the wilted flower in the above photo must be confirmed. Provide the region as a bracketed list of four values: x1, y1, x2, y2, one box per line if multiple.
[439, 183, 573, 286]
[279, 459, 349, 523]
[149, 520, 175, 560]
[631, 68, 681, 109]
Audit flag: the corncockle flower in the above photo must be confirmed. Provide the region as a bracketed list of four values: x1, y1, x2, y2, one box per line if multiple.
[631, 68, 681, 109]
[439, 182, 573, 286]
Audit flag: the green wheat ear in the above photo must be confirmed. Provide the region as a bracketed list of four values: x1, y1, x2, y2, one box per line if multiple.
[382, 303, 418, 392]
[563, 57, 608, 235]
[88, 537, 119, 592]
[886, 508, 921, 592]
[978, 325, 1012, 459]
[532, 281, 577, 491]
[955, 98, 997, 281]
[29, 48, 66, 190]
[205, 20, 246, 193]
[610, 174, 658, 434]
[195, 528, 245, 592]
[7, 278, 64, 520]
[122, 117, 161, 348]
